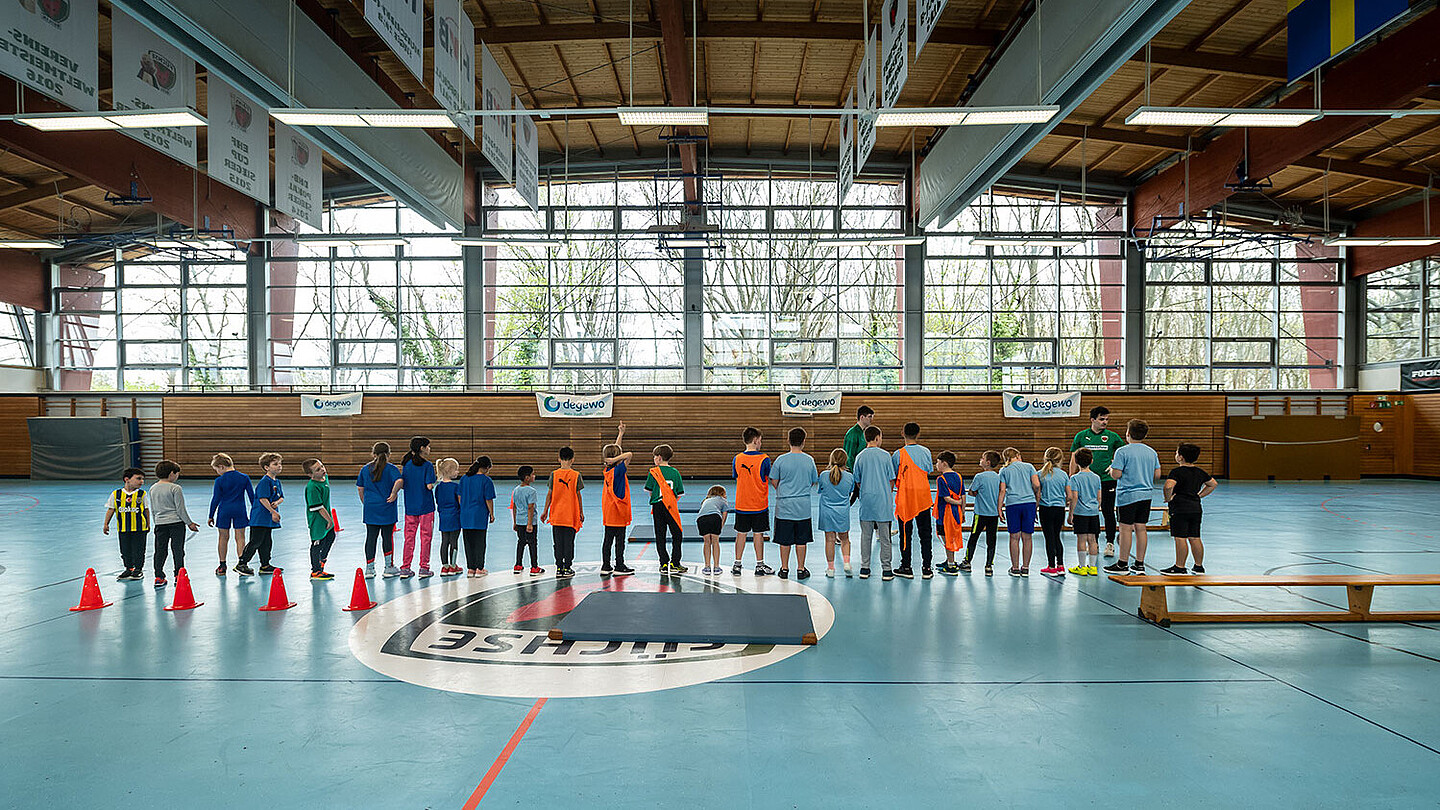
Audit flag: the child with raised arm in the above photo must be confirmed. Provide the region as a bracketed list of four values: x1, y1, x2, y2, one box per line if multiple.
[817, 449, 855, 578]
[511, 466, 541, 575]
[103, 467, 151, 582]
[934, 451, 965, 576]
[697, 485, 729, 576]
[601, 423, 634, 576]
[1162, 443, 1218, 575]
[208, 453, 253, 576]
[1067, 449, 1103, 576]
[237, 452, 283, 576]
[542, 447, 583, 578]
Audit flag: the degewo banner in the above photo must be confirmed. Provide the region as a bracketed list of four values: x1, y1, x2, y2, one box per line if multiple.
[1002, 391, 1082, 419]
[301, 393, 363, 417]
[535, 392, 614, 419]
[206, 77, 268, 203]
[111, 7, 197, 167]
[780, 390, 844, 417]
[0, 0, 99, 111]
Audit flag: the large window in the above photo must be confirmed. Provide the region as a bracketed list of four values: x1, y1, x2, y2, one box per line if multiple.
[0, 305, 32, 366]
[1364, 260, 1428, 363]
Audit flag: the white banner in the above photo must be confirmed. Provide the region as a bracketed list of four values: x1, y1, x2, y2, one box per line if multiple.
[879, 0, 908, 109]
[514, 95, 540, 213]
[856, 28, 877, 174]
[781, 390, 843, 416]
[0, 0, 98, 110]
[915, 0, 947, 59]
[536, 392, 613, 419]
[364, 0, 424, 82]
[206, 78, 268, 203]
[1002, 391, 1083, 419]
[301, 393, 363, 417]
[480, 43, 513, 182]
[111, 8, 197, 167]
[433, 0, 475, 141]
[838, 88, 855, 205]
[273, 122, 323, 230]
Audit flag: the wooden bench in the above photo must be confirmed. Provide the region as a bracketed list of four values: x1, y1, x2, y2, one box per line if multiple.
[1108, 574, 1440, 627]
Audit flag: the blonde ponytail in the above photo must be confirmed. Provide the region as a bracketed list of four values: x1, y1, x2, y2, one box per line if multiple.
[1040, 446, 1063, 478]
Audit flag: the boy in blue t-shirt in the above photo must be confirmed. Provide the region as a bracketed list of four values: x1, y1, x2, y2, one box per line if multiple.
[238, 453, 284, 576]
[962, 451, 1003, 576]
[1103, 419, 1162, 575]
[1067, 448, 1104, 576]
[511, 467, 541, 574]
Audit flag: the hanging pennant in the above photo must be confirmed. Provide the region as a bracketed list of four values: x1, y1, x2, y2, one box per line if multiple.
[856, 28, 878, 175]
[480, 43, 513, 182]
[433, 0, 476, 141]
[915, 0, 948, 59]
[514, 96, 540, 213]
[206, 77, 269, 204]
[273, 122, 323, 230]
[365, 0, 424, 83]
[111, 8, 198, 167]
[0, 0, 99, 110]
[879, 0, 908, 109]
[838, 88, 856, 204]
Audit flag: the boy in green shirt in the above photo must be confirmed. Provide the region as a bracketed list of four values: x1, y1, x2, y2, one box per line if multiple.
[645, 444, 687, 574]
[303, 458, 336, 580]
[843, 405, 874, 471]
[1069, 405, 1125, 558]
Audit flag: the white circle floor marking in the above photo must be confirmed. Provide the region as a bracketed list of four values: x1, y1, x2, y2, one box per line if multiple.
[349, 561, 835, 698]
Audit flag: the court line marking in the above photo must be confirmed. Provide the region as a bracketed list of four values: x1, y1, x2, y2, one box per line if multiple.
[463, 697, 547, 809]
[0, 674, 401, 683]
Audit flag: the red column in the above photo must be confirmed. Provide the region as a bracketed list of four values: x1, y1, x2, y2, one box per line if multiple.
[1096, 207, 1125, 389]
[1295, 241, 1341, 389]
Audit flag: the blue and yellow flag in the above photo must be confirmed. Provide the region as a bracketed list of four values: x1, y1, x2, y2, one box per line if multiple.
[1287, 0, 1409, 82]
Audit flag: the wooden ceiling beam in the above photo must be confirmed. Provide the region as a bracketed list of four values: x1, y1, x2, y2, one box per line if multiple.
[656, 0, 702, 208]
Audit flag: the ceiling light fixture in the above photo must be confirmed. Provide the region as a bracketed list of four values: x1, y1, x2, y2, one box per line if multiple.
[1323, 236, 1440, 247]
[1126, 106, 1321, 128]
[270, 109, 460, 128]
[617, 107, 710, 126]
[294, 234, 410, 247]
[0, 238, 63, 249]
[12, 108, 206, 131]
[874, 111, 969, 127]
[970, 235, 1088, 247]
[814, 236, 928, 246]
[658, 236, 712, 248]
[453, 237, 563, 247]
[957, 106, 1061, 126]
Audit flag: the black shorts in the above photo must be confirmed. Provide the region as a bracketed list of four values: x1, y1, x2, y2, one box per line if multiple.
[697, 514, 723, 536]
[1072, 514, 1101, 536]
[772, 517, 812, 546]
[1117, 500, 1152, 526]
[1170, 512, 1202, 538]
[735, 510, 770, 534]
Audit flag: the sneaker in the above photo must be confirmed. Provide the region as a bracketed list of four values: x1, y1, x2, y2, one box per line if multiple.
[826, 567, 836, 578]
[154, 576, 166, 588]
[940, 563, 959, 577]
[234, 563, 255, 576]
[882, 569, 894, 581]
[1009, 568, 1023, 577]
[1049, 567, 1065, 577]
[844, 562, 853, 578]
[1086, 566, 1099, 576]
[215, 563, 227, 576]
[383, 565, 400, 578]
[1068, 564, 1087, 575]
[731, 562, 743, 576]
[399, 568, 414, 579]
[418, 568, 434, 579]
[777, 569, 789, 579]
[984, 565, 994, 577]
[613, 565, 633, 576]
[859, 567, 871, 579]
[1104, 541, 1116, 558]
[958, 561, 972, 573]
[1130, 561, 1146, 574]
[672, 563, 688, 574]
[561, 568, 576, 579]
[1160, 565, 1187, 575]
[365, 564, 376, 579]
[755, 562, 773, 576]
[1102, 561, 1130, 574]
[513, 565, 524, 574]
[1191, 564, 1206, 574]
[530, 566, 545, 575]
[797, 568, 811, 580]
[894, 567, 915, 580]
[1019, 568, 1029, 577]
[258, 565, 280, 575]
[600, 564, 613, 576]
[117, 569, 131, 582]
[921, 567, 934, 580]
[1039, 566, 1056, 575]
[311, 571, 335, 580]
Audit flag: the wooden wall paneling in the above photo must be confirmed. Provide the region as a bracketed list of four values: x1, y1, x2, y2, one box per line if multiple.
[1409, 394, 1440, 478]
[1225, 416, 1361, 480]
[1350, 394, 1410, 476]
[0, 396, 42, 476]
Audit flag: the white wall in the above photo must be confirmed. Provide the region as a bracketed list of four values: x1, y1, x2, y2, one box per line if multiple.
[1357, 365, 1402, 391]
[0, 365, 42, 392]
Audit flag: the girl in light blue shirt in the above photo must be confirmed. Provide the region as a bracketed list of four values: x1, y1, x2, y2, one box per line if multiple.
[1036, 447, 1072, 576]
[817, 449, 856, 578]
[998, 447, 1040, 577]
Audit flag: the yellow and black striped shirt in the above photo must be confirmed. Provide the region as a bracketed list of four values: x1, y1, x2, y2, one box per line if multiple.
[109, 488, 150, 533]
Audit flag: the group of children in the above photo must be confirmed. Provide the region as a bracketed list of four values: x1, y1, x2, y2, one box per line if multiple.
[100, 405, 1219, 589]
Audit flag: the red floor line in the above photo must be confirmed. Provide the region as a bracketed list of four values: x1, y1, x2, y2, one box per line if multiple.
[462, 697, 547, 809]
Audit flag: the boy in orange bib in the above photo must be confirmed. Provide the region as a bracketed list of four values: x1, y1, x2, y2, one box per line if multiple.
[601, 423, 635, 576]
[934, 451, 965, 575]
[892, 422, 935, 579]
[541, 446, 584, 579]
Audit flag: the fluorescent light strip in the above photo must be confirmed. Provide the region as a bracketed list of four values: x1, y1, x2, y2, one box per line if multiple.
[814, 236, 927, 246]
[617, 107, 709, 126]
[1126, 106, 1320, 128]
[13, 108, 206, 131]
[959, 106, 1061, 125]
[1324, 236, 1440, 247]
[0, 238, 62, 249]
[971, 236, 1087, 247]
[271, 109, 465, 128]
[874, 111, 968, 127]
[271, 110, 368, 127]
[296, 235, 410, 247]
[659, 237, 711, 248]
[453, 237, 563, 247]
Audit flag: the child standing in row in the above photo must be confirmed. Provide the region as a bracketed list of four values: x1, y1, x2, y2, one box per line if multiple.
[893, 422, 934, 580]
[543, 447, 583, 578]
[852, 426, 896, 580]
[962, 451, 1002, 576]
[732, 427, 772, 576]
[601, 424, 633, 576]
[103, 467, 151, 581]
[1036, 447, 1071, 577]
[1104, 419, 1162, 575]
[399, 436, 437, 579]
[358, 442, 403, 579]
[460, 456, 496, 577]
[934, 452, 965, 575]
[647, 445, 685, 575]
[697, 485, 729, 576]
[208, 453, 253, 576]
[1162, 443, 1218, 575]
[1067, 449, 1103, 576]
[511, 466, 541, 575]
[817, 449, 854, 578]
[303, 458, 336, 580]
[998, 447, 1040, 577]
[769, 427, 819, 580]
[435, 458, 463, 576]
[237, 452, 283, 576]
[149, 460, 198, 587]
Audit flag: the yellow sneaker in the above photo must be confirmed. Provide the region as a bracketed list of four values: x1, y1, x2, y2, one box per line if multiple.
[1087, 566, 1099, 576]
[1068, 565, 1087, 575]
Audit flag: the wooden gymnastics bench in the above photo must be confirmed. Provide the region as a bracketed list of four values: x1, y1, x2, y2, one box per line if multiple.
[1108, 574, 1440, 627]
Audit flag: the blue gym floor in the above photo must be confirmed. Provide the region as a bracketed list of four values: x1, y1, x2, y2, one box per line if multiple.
[3, 478, 1439, 807]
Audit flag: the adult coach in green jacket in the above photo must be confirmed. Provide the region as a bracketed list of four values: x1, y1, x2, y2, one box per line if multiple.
[1070, 405, 1126, 558]
[843, 405, 874, 470]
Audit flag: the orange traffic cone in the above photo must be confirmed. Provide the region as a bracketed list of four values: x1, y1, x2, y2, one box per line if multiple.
[258, 569, 297, 611]
[342, 567, 378, 611]
[69, 568, 112, 612]
[332, 508, 343, 532]
[164, 568, 203, 611]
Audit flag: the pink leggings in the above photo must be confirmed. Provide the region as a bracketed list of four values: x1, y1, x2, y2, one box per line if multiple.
[402, 513, 435, 571]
